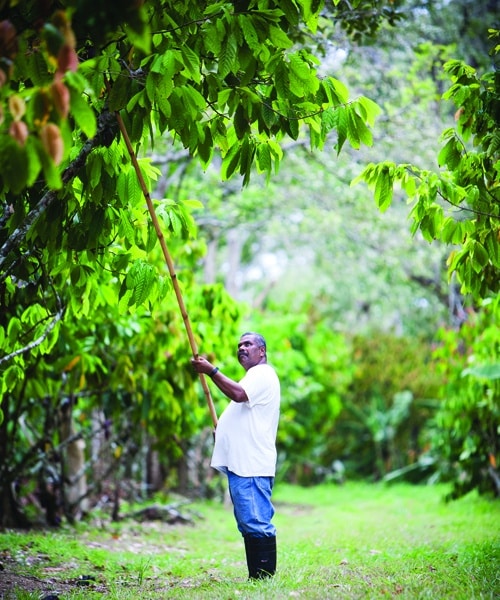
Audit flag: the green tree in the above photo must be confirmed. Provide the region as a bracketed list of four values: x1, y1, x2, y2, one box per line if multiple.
[325, 333, 442, 481]
[430, 296, 500, 499]
[0, 0, 388, 526]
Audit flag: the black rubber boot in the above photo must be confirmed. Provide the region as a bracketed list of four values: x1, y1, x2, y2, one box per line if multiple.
[244, 535, 277, 579]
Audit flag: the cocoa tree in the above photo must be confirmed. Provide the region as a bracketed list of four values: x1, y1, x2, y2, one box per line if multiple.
[0, 0, 389, 525]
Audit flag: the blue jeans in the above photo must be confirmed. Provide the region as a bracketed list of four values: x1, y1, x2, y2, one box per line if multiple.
[227, 471, 276, 538]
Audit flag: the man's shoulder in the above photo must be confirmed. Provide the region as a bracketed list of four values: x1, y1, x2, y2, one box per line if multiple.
[249, 363, 278, 375]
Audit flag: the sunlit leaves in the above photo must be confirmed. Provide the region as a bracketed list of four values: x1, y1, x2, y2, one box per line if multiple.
[0, 0, 385, 515]
[123, 259, 157, 307]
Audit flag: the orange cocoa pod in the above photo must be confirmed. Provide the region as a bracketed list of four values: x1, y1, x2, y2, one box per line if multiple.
[0, 19, 18, 59]
[9, 120, 28, 146]
[40, 122, 64, 165]
[56, 43, 79, 76]
[51, 80, 70, 118]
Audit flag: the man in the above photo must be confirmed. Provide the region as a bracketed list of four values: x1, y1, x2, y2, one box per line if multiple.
[191, 332, 280, 580]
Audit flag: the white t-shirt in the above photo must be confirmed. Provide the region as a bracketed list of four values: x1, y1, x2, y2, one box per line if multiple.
[211, 363, 280, 477]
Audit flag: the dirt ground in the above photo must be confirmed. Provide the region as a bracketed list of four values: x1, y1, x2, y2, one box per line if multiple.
[0, 502, 202, 598]
[0, 552, 108, 598]
[0, 510, 202, 599]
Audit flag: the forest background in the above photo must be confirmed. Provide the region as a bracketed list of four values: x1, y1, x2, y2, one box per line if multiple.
[0, 0, 498, 529]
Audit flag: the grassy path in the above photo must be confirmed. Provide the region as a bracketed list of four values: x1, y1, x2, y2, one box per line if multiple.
[1, 482, 498, 599]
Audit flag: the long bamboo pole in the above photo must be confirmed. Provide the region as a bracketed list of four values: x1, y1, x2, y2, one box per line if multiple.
[108, 93, 218, 427]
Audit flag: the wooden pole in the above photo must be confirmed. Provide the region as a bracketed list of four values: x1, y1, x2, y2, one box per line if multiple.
[108, 92, 218, 427]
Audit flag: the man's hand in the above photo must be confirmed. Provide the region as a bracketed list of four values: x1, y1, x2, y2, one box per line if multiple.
[190, 355, 215, 376]
[191, 355, 249, 403]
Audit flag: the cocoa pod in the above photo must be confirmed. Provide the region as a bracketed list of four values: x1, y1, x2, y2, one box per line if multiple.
[40, 122, 64, 165]
[51, 80, 70, 119]
[9, 120, 29, 146]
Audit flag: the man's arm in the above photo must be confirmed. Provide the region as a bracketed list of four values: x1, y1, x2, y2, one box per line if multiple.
[191, 356, 249, 403]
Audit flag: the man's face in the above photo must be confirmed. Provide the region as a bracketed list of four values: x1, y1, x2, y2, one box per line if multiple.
[237, 334, 265, 371]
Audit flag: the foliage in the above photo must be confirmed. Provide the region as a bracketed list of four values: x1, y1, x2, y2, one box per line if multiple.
[353, 30, 500, 300]
[1, 270, 243, 522]
[324, 333, 442, 481]
[0, 0, 387, 526]
[1, 0, 496, 525]
[181, 13, 472, 343]
[430, 296, 500, 500]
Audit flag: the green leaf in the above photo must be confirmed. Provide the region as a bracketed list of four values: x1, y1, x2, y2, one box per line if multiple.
[7, 317, 21, 344]
[197, 124, 213, 166]
[126, 168, 143, 206]
[256, 142, 272, 174]
[88, 154, 102, 188]
[438, 137, 462, 169]
[471, 241, 490, 271]
[325, 77, 349, 105]
[169, 209, 183, 236]
[108, 75, 131, 112]
[119, 209, 136, 246]
[357, 96, 381, 126]
[484, 231, 499, 266]
[123, 14, 151, 54]
[39, 144, 62, 190]
[126, 260, 156, 306]
[288, 53, 312, 98]
[441, 217, 460, 244]
[269, 25, 293, 49]
[334, 106, 348, 154]
[350, 105, 374, 147]
[203, 21, 223, 54]
[374, 165, 394, 212]
[239, 15, 260, 51]
[274, 62, 289, 99]
[219, 34, 237, 79]
[239, 137, 255, 184]
[27, 49, 53, 86]
[0, 138, 29, 194]
[154, 76, 173, 119]
[462, 363, 500, 380]
[221, 143, 241, 180]
[3, 365, 25, 392]
[300, 0, 322, 32]
[69, 89, 97, 138]
[181, 46, 201, 84]
[234, 104, 249, 139]
[182, 86, 206, 118]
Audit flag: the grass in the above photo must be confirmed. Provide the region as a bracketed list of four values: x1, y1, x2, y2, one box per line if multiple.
[1, 481, 498, 599]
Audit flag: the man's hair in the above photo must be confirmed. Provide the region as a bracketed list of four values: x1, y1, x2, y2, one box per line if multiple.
[242, 332, 267, 349]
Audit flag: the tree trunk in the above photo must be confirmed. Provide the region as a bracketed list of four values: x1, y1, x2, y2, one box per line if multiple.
[146, 446, 164, 494]
[59, 396, 89, 521]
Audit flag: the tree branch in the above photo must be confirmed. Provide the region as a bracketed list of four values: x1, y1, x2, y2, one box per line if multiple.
[405, 166, 500, 220]
[0, 305, 64, 366]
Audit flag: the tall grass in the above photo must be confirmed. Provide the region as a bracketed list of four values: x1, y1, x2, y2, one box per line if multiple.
[1, 482, 498, 599]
